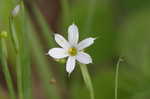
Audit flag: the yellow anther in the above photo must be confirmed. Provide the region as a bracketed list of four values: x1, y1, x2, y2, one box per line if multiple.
[68, 47, 77, 56]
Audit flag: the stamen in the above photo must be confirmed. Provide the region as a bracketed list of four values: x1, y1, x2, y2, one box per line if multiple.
[68, 47, 77, 56]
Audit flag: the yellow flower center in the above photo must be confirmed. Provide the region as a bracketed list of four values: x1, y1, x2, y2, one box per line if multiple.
[68, 47, 77, 56]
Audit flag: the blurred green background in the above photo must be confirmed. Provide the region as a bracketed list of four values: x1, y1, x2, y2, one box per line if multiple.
[0, 0, 150, 99]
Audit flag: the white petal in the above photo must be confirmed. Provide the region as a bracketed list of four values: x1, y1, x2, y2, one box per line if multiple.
[77, 37, 96, 50]
[55, 34, 70, 49]
[66, 56, 76, 74]
[68, 24, 79, 45]
[76, 52, 92, 64]
[48, 48, 68, 59]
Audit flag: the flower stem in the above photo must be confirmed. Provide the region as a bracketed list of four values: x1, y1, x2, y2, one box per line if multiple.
[16, 53, 24, 99]
[79, 63, 95, 99]
[0, 35, 16, 99]
[115, 58, 122, 99]
[9, 13, 24, 99]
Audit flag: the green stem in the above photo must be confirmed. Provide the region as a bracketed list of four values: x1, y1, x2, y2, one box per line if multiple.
[9, 14, 23, 99]
[115, 58, 122, 99]
[79, 63, 95, 99]
[0, 38, 16, 99]
[16, 53, 24, 99]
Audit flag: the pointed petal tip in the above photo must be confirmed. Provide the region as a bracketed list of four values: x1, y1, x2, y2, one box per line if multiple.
[94, 36, 102, 40]
[87, 59, 93, 64]
[54, 33, 59, 36]
[54, 33, 58, 38]
[69, 23, 78, 28]
[89, 59, 93, 63]
[45, 53, 49, 55]
[67, 72, 71, 78]
[66, 69, 73, 75]
[72, 22, 75, 25]
[90, 37, 97, 41]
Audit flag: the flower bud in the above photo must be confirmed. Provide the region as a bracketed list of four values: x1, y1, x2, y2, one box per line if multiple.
[11, 4, 20, 17]
[0, 31, 8, 38]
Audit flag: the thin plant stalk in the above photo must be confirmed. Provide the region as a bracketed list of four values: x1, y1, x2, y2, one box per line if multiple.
[16, 53, 24, 99]
[79, 63, 95, 99]
[9, 16, 24, 99]
[115, 58, 122, 99]
[0, 35, 16, 99]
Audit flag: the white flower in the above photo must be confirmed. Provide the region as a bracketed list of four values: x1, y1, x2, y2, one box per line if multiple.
[48, 24, 95, 74]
